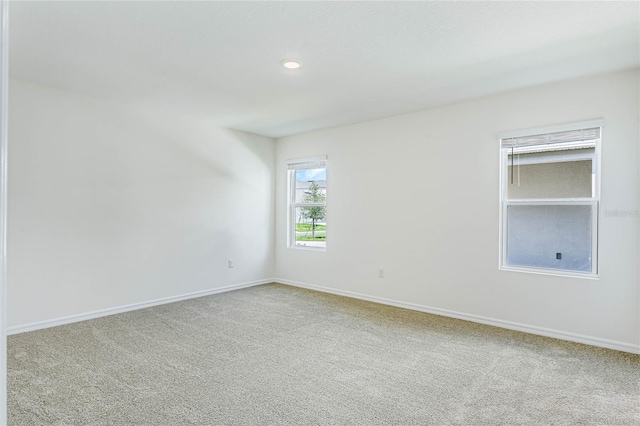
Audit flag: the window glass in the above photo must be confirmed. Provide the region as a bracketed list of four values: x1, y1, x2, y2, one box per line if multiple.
[506, 204, 593, 272]
[288, 158, 327, 250]
[500, 125, 600, 276]
[294, 206, 326, 248]
[294, 168, 326, 203]
[506, 148, 594, 199]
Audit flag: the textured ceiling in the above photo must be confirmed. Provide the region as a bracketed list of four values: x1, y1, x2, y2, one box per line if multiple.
[9, 1, 640, 138]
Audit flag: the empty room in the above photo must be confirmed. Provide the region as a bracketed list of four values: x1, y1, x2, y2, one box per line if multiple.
[0, 1, 639, 425]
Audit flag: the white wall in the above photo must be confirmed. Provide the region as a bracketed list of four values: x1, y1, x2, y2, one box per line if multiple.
[7, 70, 639, 351]
[275, 69, 640, 350]
[8, 79, 275, 328]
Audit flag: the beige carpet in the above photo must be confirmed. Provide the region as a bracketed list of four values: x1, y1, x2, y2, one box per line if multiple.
[8, 283, 640, 425]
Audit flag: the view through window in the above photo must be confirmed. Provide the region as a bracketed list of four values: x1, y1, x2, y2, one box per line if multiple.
[288, 158, 327, 249]
[500, 125, 600, 275]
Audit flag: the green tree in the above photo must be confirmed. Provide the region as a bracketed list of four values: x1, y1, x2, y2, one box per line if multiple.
[301, 181, 326, 239]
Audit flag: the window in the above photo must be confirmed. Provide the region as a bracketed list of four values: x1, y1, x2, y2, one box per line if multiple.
[499, 122, 601, 276]
[287, 157, 327, 250]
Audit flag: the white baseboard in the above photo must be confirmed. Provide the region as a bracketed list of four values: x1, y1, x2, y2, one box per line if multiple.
[275, 278, 640, 355]
[9, 277, 639, 355]
[8, 279, 273, 336]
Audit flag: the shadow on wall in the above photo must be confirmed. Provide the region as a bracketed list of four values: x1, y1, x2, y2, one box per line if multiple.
[7, 80, 276, 326]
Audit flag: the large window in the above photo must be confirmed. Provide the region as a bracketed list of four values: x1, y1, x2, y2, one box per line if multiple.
[499, 122, 601, 276]
[288, 157, 327, 250]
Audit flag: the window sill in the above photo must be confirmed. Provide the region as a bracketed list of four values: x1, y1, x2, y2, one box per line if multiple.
[499, 265, 599, 280]
[288, 244, 326, 252]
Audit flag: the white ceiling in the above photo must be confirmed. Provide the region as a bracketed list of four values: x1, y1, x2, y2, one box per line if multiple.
[9, 1, 640, 138]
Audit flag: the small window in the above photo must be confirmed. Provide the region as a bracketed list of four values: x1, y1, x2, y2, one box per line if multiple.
[499, 124, 600, 276]
[287, 157, 327, 250]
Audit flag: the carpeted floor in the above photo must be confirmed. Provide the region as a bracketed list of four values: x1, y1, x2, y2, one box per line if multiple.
[7, 283, 640, 425]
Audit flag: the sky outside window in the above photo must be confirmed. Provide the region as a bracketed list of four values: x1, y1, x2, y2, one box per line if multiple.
[296, 168, 326, 181]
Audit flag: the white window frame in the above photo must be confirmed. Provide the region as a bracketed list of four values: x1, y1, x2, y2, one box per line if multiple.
[287, 156, 327, 251]
[498, 120, 602, 278]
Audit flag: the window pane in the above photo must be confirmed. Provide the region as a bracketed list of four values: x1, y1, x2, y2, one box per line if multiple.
[294, 206, 326, 248]
[294, 168, 326, 203]
[506, 204, 592, 272]
[506, 148, 594, 199]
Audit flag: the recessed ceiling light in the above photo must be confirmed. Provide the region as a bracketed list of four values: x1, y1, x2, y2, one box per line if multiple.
[281, 59, 301, 69]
